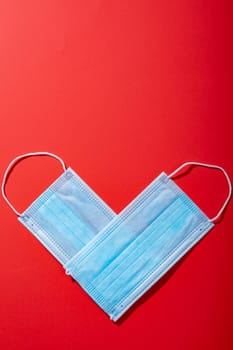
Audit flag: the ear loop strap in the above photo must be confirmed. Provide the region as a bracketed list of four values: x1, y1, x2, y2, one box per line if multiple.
[1, 152, 67, 216]
[168, 162, 232, 222]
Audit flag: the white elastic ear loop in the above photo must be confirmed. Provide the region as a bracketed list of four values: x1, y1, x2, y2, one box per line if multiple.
[1, 152, 67, 216]
[168, 162, 232, 222]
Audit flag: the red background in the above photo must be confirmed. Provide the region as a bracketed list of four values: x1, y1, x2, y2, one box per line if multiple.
[0, 1, 232, 349]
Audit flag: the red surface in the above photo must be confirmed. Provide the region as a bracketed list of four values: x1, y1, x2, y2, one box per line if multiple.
[0, 1, 232, 349]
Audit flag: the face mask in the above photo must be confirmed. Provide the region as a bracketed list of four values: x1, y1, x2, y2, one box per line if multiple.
[1, 152, 116, 265]
[65, 162, 232, 321]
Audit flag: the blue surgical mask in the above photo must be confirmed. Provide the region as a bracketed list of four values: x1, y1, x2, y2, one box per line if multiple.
[1, 152, 116, 265]
[65, 162, 232, 321]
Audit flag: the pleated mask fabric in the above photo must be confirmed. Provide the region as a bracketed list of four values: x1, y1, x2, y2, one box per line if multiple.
[1, 152, 116, 265]
[65, 162, 232, 321]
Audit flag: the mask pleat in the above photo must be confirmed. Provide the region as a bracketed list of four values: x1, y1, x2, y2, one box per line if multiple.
[65, 173, 214, 320]
[19, 168, 116, 264]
